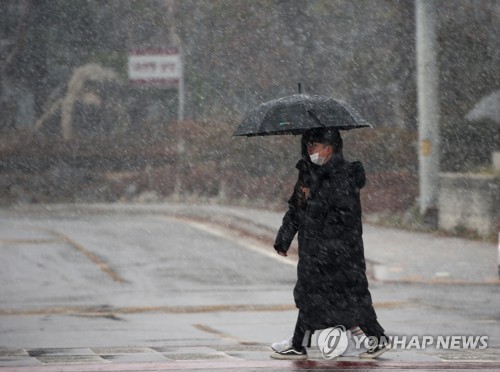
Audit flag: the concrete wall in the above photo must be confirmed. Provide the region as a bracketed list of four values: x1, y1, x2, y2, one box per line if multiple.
[439, 173, 500, 237]
[493, 152, 500, 172]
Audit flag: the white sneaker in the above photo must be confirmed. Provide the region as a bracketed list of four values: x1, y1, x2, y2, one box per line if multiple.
[271, 335, 293, 353]
[270, 345, 307, 360]
[359, 343, 390, 359]
[341, 330, 368, 357]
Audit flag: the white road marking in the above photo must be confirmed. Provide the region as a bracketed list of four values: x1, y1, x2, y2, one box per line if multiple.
[162, 216, 297, 267]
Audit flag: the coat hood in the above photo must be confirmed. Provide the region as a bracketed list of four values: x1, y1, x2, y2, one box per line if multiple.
[349, 161, 366, 189]
[300, 128, 343, 161]
[314, 155, 366, 190]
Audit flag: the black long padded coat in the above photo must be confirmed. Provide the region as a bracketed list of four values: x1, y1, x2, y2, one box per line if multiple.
[274, 154, 385, 338]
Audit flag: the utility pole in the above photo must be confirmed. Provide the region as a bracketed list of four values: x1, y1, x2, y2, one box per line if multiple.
[167, 0, 185, 199]
[166, 0, 184, 122]
[416, 0, 440, 226]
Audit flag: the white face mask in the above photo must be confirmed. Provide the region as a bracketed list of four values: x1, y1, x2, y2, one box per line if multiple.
[309, 152, 327, 166]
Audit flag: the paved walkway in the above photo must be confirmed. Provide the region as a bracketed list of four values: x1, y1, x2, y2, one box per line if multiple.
[3, 345, 500, 371]
[0, 345, 500, 372]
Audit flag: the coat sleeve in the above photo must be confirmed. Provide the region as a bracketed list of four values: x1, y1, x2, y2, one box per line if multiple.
[273, 181, 302, 253]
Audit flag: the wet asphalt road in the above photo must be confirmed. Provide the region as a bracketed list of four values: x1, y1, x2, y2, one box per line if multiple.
[0, 205, 499, 363]
[1, 208, 297, 348]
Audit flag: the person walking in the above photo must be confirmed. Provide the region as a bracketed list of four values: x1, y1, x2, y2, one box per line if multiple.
[270, 128, 387, 360]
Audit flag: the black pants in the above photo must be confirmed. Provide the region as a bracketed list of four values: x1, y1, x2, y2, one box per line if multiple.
[359, 322, 385, 340]
[291, 310, 310, 350]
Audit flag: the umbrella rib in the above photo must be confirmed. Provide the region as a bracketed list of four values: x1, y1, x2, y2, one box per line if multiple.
[307, 109, 325, 128]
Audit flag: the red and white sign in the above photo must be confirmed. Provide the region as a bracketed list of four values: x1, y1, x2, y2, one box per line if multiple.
[128, 48, 182, 87]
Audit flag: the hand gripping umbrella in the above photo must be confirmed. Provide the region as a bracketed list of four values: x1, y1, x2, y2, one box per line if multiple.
[234, 88, 372, 137]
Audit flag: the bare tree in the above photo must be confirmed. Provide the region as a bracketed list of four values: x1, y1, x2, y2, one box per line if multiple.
[0, 0, 33, 77]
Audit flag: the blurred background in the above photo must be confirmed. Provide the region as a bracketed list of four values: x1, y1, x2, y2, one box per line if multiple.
[0, 0, 498, 237]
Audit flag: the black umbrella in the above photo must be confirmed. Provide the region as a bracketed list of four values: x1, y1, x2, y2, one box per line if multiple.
[234, 92, 372, 137]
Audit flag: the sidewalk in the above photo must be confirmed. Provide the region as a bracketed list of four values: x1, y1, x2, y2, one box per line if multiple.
[3, 345, 500, 371]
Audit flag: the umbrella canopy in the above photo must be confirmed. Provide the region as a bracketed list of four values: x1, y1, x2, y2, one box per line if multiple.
[234, 94, 372, 137]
